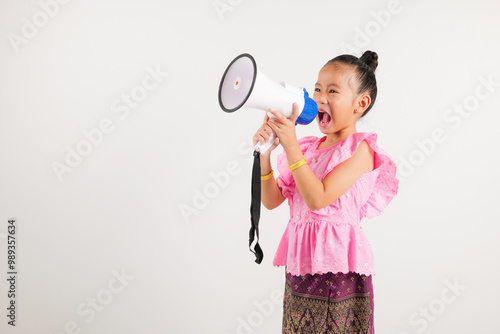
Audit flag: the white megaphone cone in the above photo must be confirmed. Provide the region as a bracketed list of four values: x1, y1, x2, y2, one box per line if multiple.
[218, 53, 318, 154]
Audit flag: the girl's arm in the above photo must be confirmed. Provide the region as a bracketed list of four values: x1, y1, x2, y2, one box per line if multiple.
[280, 139, 373, 211]
[260, 154, 286, 210]
[253, 115, 287, 210]
[267, 105, 374, 211]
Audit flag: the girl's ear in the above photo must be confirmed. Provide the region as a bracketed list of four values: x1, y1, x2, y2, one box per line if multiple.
[355, 93, 371, 115]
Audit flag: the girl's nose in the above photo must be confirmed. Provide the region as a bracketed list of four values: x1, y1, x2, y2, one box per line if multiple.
[315, 93, 328, 105]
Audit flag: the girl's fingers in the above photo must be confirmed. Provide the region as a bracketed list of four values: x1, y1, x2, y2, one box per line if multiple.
[261, 129, 269, 143]
[263, 123, 274, 135]
[253, 124, 271, 145]
[269, 109, 287, 124]
[267, 120, 277, 132]
[259, 124, 275, 144]
[291, 103, 300, 123]
[271, 136, 280, 149]
[261, 136, 280, 157]
[268, 118, 283, 131]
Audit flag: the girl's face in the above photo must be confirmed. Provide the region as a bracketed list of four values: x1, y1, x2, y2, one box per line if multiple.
[313, 62, 362, 135]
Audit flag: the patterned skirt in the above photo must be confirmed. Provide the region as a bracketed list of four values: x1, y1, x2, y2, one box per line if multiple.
[282, 270, 374, 334]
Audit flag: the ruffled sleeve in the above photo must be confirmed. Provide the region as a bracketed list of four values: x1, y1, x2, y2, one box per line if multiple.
[321, 132, 399, 219]
[359, 146, 399, 219]
[276, 136, 318, 200]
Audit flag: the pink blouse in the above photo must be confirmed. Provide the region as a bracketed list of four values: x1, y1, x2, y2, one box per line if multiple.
[273, 132, 399, 277]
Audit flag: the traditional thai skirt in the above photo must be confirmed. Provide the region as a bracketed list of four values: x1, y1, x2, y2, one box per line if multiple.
[282, 270, 374, 333]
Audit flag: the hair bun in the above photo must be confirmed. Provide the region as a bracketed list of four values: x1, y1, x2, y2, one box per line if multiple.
[360, 50, 378, 72]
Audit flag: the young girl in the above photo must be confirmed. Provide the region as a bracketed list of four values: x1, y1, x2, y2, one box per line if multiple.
[252, 51, 399, 333]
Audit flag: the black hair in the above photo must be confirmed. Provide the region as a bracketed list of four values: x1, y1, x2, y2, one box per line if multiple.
[324, 50, 378, 118]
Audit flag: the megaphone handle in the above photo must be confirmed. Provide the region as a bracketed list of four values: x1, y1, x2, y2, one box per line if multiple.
[254, 130, 276, 154]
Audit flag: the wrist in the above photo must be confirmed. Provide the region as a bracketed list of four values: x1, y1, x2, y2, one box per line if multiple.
[284, 142, 303, 162]
[259, 153, 271, 165]
[260, 155, 272, 174]
[260, 170, 274, 180]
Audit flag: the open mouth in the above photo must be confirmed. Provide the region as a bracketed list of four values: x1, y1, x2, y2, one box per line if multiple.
[318, 111, 331, 125]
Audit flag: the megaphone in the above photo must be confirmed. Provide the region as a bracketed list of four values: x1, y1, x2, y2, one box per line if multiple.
[218, 53, 318, 154]
[218, 53, 318, 265]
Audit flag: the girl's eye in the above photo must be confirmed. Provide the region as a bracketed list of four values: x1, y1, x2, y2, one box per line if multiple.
[329, 89, 336, 94]
[314, 88, 321, 92]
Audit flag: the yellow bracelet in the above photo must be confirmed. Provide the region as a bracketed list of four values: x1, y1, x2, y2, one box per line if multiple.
[261, 170, 274, 181]
[288, 158, 307, 172]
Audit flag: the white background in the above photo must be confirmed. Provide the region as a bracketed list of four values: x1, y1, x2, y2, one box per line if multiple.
[1, 0, 499, 333]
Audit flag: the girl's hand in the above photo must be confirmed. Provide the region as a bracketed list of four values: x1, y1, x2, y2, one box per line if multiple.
[252, 114, 280, 157]
[267, 103, 300, 151]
